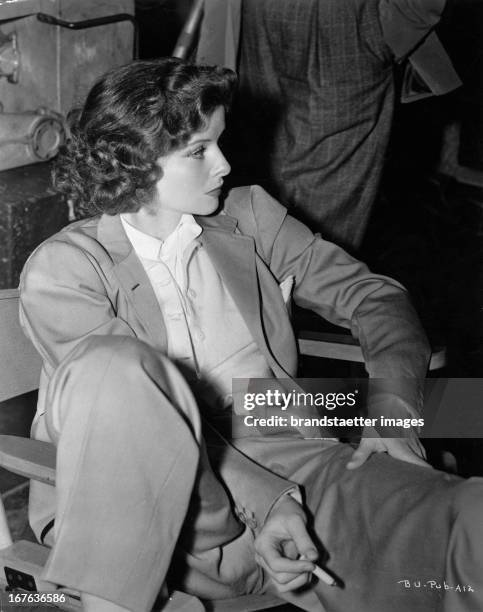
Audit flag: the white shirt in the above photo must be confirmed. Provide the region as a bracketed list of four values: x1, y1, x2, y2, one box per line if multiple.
[120, 213, 273, 412]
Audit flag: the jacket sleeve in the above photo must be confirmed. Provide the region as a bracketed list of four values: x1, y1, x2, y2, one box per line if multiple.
[246, 185, 431, 417]
[19, 239, 137, 371]
[205, 423, 300, 535]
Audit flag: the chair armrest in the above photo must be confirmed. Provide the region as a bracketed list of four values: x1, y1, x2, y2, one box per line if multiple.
[0, 288, 42, 402]
[0, 435, 55, 485]
[298, 330, 447, 371]
[298, 330, 364, 363]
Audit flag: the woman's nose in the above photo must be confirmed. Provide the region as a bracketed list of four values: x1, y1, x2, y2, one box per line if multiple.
[212, 147, 231, 177]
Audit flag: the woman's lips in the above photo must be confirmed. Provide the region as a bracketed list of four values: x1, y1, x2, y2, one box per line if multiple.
[206, 187, 222, 196]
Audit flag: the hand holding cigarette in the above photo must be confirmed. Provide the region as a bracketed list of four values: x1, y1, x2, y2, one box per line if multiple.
[254, 495, 340, 592]
[300, 554, 338, 587]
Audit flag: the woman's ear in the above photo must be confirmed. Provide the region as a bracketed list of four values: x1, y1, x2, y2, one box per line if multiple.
[154, 156, 166, 183]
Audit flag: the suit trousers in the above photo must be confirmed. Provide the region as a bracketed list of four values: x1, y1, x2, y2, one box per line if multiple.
[40, 335, 259, 612]
[39, 335, 483, 612]
[235, 436, 483, 612]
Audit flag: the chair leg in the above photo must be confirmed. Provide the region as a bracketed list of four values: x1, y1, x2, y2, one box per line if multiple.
[0, 496, 12, 549]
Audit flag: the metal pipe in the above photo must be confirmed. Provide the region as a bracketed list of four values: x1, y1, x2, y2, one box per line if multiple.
[36, 12, 136, 31]
[172, 0, 204, 59]
[36, 12, 139, 59]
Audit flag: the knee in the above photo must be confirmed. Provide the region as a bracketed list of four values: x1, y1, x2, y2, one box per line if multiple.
[451, 478, 483, 534]
[48, 335, 201, 439]
[62, 335, 177, 388]
[67, 334, 157, 370]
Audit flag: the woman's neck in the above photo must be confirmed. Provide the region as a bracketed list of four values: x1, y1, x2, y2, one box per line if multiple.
[122, 207, 182, 241]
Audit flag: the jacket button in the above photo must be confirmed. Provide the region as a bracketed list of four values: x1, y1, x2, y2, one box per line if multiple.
[246, 516, 258, 530]
[236, 508, 246, 523]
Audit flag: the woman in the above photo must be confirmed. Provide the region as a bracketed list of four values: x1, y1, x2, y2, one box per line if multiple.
[20, 58, 483, 612]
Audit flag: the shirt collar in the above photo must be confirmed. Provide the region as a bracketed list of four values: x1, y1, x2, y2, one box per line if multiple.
[120, 213, 202, 261]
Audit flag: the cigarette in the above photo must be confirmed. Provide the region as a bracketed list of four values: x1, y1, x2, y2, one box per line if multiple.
[300, 554, 337, 587]
[312, 564, 337, 586]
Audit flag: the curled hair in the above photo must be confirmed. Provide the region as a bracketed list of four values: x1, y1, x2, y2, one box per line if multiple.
[53, 58, 237, 218]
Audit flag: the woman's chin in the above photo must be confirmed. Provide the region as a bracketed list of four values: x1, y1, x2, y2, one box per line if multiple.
[202, 195, 221, 214]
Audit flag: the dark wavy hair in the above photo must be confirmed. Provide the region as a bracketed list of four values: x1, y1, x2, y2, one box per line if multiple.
[53, 58, 237, 218]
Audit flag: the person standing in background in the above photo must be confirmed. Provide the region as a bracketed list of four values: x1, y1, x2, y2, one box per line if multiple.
[197, 0, 461, 252]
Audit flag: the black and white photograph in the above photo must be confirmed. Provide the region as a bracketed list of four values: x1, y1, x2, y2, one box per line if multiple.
[0, 1, 482, 611]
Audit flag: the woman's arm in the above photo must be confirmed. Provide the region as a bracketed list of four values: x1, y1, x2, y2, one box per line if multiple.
[19, 238, 136, 370]
[239, 185, 430, 393]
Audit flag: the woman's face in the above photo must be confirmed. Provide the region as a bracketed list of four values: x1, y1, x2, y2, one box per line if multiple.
[153, 106, 231, 217]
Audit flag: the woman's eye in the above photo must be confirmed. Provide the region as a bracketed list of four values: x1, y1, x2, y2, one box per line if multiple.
[190, 146, 206, 159]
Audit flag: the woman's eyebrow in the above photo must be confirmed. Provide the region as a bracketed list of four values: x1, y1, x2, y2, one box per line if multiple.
[187, 125, 225, 147]
[187, 137, 212, 146]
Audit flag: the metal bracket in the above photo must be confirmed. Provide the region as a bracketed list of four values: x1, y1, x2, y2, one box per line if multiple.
[4, 566, 37, 591]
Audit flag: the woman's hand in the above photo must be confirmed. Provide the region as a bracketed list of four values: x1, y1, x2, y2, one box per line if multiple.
[346, 425, 430, 470]
[254, 495, 318, 592]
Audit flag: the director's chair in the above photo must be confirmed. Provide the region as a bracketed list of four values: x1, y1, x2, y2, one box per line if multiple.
[0, 288, 446, 611]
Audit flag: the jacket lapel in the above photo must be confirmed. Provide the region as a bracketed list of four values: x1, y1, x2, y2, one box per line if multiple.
[95, 211, 288, 375]
[96, 214, 168, 350]
[197, 214, 288, 377]
[198, 219, 260, 332]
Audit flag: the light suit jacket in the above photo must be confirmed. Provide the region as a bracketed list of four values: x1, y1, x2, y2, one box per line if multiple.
[19, 185, 430, 598]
